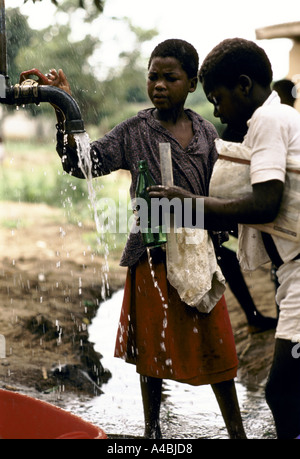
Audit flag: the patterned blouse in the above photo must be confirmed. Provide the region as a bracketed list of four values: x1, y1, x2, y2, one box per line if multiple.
[57, 108, 218, 267]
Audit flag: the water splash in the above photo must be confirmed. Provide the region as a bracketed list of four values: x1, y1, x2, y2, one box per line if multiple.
[73, 132, 110, 299]
[74, 133, 101, 234]
[146, 248, 167, 305]
[146, 247, 169, 356]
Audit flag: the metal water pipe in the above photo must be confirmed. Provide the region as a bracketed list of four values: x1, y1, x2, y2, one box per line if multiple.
[0, 0, 85, 135]
[4, 77, 85, 134]
[0, 0, 7, 77]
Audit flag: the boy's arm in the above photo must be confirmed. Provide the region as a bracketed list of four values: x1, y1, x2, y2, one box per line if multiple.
[149, 179, 284, 231]
[203, 180, 283, 230]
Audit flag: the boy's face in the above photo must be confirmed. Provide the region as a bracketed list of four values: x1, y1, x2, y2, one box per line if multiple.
[147, 57, 197, 111]
[204, 83, 251, 131]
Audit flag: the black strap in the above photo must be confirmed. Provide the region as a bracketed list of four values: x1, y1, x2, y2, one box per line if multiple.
[261, 232, 300, 268]
[261, 232, 284, 268]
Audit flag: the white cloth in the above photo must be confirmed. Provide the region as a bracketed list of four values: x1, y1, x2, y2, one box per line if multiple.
[275, 260, 300, 342]
[210, 139, 252, 200]
[166, 228, 226, 314]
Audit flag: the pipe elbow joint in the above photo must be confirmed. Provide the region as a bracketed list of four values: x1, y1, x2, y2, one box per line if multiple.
[1, 82, 85, 135]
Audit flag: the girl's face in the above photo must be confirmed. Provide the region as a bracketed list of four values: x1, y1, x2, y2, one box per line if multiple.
[147, 57, 197, 112]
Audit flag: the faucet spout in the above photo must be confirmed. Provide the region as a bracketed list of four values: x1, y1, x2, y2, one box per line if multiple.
[2, 80, 85, 134]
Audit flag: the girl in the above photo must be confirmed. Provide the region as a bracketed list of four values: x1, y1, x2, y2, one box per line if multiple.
[49, 39, 245, 439]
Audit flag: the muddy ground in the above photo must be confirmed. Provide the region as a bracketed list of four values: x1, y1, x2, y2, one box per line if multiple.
[0, 202, 277, 399]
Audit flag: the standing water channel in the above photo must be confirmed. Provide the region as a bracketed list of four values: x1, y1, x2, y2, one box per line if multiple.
[61, 289, 275, 439]
[62, 133, 276, 439]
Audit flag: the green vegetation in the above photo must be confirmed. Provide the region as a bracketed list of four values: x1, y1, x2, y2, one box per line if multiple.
[0, 138, 131, 255]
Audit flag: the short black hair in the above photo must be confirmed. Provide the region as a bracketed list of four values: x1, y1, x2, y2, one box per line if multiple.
[199, 38, 273, 92]
[148, 39, 199, 79]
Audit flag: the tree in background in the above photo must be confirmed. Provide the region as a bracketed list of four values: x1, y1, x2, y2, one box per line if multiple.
[6, 5, 157, 127]
[7, 1, 221, 133]
[5, 8, 34, 87]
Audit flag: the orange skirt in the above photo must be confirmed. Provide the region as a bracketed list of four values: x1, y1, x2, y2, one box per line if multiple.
[114, 250, 238, 385]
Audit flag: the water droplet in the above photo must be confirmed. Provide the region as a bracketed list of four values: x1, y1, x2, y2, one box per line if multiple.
[160, 342, 166, 352]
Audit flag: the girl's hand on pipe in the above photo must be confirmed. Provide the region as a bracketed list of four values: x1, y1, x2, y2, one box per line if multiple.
[46, 69, 72, 95]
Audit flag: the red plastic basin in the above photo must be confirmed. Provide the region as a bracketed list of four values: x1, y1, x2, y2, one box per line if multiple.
[0, 389, 107, 439]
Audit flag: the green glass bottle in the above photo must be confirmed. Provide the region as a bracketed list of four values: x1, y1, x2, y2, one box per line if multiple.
[135, 160, 167, 247]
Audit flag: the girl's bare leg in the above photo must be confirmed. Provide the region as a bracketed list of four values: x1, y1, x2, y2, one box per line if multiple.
[211, 379, 247, 439]
[140, 375, 162, 438]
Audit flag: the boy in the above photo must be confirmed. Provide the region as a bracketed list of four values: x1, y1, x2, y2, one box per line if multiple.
[48, 39, 246, 439]
[150, 37, 300, 439]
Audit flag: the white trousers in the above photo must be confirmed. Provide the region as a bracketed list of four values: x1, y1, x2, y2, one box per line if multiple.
[275, 259, 300, 342]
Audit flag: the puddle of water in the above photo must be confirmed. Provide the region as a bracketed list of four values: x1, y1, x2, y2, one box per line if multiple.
[65, 289, 275, 439]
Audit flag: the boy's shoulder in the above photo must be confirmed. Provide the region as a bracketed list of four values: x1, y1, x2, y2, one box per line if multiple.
[251, 103, 300, 135]
[255, 99, 300, 121]
[258, 101, 297, 113]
